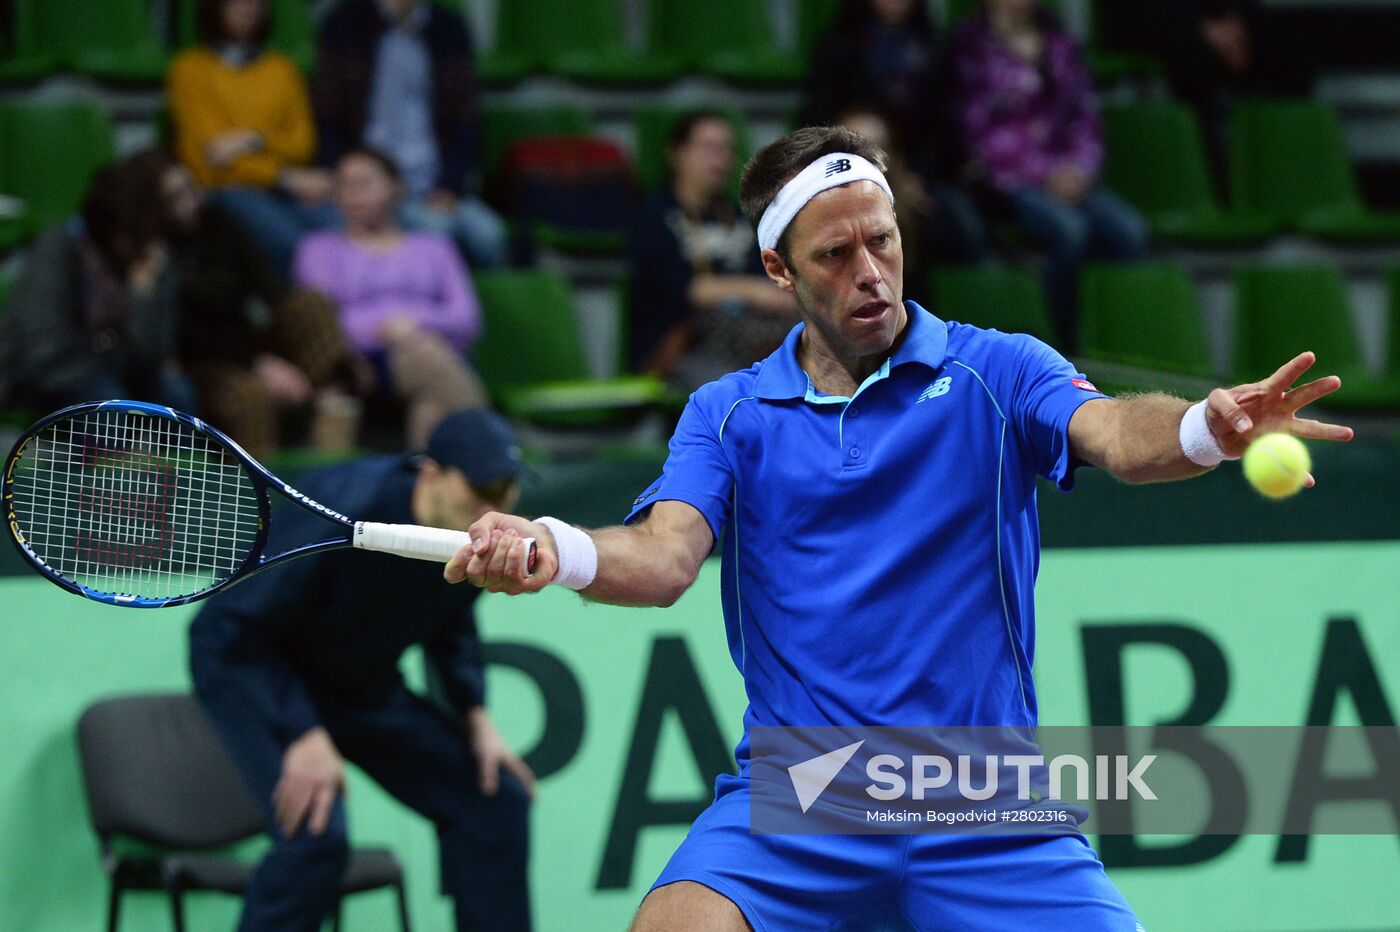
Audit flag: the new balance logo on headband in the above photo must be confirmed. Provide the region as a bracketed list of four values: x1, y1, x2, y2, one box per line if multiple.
[757, 151, 894, 251]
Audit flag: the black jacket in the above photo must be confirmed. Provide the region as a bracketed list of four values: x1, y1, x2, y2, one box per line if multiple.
[312, 0, 482, 196]
[188, 455, 486, 742]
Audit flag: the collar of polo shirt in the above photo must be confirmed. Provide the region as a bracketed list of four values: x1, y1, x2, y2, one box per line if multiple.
[753, 301, 950, 401]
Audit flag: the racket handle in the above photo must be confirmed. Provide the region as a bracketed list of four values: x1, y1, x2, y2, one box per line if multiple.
[354, 522, 472, 562]
[353, 522, 538, 573]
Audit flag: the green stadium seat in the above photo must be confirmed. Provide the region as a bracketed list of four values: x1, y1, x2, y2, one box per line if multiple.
[481, 106, 596, 191]
[1234, 265, 1400, 410]
[932, 264, 1056, 344]
[472, 270, 665, 425]
[480, 107, 620, 254]
[485, 0, 680, 85]
[633, 107, 750, 197]
[1230, 100, 1400, 242]
[0, 101, 115, 235]
[796, 0, 842, 66]
[0, 0, 58, 83]
[175, 0, 316, 73]
[1079, 262, 1214, 381]
[648, 0, 803, 85]
[1381, 266, 1400, 398]
[1102, 103, 1277, 245]
[0, 106, 27, 249]
[22, 0, 167, 82]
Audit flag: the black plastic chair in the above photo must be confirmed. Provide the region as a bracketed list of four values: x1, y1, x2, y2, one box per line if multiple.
[76, 693, 411, 932]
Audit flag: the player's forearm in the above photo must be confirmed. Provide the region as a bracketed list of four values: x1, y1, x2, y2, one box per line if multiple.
[580, 523, 706, 608]
[1098, 393, 1210, 484]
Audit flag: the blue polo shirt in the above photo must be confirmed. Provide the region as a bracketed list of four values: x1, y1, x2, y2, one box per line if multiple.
[626, 303, 1109, 771]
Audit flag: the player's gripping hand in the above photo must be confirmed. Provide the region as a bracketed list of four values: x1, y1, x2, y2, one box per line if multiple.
[1205, 351, 1354, 484]
[444, 511, 558, 594]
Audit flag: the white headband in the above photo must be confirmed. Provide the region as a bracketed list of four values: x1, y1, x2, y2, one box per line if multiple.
[755, 152, 894, 252]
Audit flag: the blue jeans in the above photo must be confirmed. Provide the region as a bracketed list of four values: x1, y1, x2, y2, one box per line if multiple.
[209, 187, 341, 279]
[1009, 186, 1150, 349]
[400, 195, 509, 269]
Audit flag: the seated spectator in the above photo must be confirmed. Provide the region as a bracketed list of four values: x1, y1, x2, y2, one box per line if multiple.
[313, 0, 508, 269]
[1105, 0, 1315, 188]
[629, 111, 797, 393]
[160, 156, 360, 460]
[168, 0, 336, 276]
[294, 148, 488, 449]
[836, 103, 957, 288]
[951, 0, 1149, 349]
[807, 0, 988, 265]
[0, 151, 194, 412]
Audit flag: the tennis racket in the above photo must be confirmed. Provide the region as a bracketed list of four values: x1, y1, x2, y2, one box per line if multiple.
[3, 400, 535, 608]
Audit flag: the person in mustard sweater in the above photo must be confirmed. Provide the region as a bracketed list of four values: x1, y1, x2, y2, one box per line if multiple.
[168, 0, 337, 276]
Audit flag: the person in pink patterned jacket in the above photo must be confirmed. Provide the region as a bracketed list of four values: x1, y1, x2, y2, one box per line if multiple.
[951, 0, 1148, 349]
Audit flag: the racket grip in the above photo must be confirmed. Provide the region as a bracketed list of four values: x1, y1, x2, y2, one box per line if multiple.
[354, 522, 473, 563]
[353, 522, 538, 573]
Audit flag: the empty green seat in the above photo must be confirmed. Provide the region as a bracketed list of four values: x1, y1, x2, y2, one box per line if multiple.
[633, 107, 750, 196]
[485, 0, 680, 85]
[1234, 265, 1400, 410]
[0, 101, 115, 234]
[472, 270, 665, 424]
[23, 0, 167, 82]
[932, 265, 1055, 344]
[649, 0, 802, 84]
[176, 0, 316, 73]
[1079, 262, 1213, 380]
[1230, 100, 1400, 242]
[1102, 103, 1276, 245]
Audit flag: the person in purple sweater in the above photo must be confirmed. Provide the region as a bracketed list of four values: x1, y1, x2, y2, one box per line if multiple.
[294, 147, 488, 447]
[951, 0, 1148, 349]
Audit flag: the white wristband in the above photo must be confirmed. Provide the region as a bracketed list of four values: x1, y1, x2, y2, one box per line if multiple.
[534, 516, 597, 591]
[1179, 399, 1237, 467]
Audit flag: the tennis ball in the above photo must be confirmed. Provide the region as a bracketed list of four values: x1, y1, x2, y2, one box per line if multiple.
[1242, 433, 1310, 499]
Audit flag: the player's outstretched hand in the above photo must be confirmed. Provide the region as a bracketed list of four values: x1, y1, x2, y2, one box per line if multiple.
[444, 511, 558, 594]
[1205, 351, 1354, 485]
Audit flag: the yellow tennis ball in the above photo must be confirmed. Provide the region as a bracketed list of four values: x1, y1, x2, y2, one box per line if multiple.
[1242, 433, 1310, 499]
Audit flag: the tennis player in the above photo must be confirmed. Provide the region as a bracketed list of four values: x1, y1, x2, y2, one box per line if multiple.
[446, 127, 1353, 930]
[191, 410, 533, 932]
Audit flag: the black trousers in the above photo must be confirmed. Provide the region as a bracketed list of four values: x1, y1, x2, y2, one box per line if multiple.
[192, 650, 531, 932]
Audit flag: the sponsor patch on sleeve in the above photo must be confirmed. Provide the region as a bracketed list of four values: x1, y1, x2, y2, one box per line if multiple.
[1071, 378, 1102, 393]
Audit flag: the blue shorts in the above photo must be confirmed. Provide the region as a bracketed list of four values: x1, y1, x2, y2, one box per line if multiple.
[650, 776, 1141, 931]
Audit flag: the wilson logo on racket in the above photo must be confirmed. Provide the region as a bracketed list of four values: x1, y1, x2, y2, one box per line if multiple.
[2, 400, 494, 608]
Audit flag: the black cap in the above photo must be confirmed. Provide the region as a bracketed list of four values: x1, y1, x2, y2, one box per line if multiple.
[425, 409, 527, 486]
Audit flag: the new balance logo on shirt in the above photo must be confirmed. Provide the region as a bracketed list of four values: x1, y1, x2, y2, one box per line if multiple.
[917, 376, 953, 404]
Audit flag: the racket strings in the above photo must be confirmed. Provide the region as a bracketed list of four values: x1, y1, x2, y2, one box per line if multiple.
[8, 410, 261, 600]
